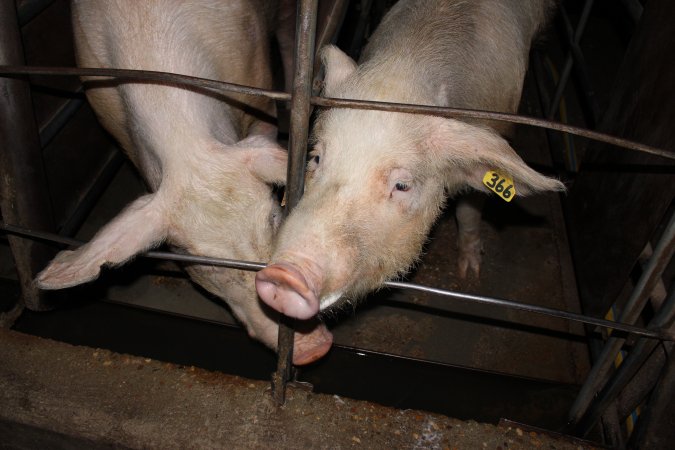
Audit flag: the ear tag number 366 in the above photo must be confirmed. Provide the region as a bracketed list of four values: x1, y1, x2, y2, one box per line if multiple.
[483, 170, 516, 202]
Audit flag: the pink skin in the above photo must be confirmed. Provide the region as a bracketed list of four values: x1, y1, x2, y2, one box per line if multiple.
[259, 1, 565, 330]
[293, 322, 333, 364]
[36, 0, 335, 365]
[256, 262, 320, 320]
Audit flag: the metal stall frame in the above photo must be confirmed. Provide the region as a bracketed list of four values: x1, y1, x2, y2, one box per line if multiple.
[0, 0, 124, 321]
[1, 1, 675, 446]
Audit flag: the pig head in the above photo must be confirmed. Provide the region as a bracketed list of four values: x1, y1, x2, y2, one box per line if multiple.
[256, 0, 564, 320]
[35, 0, 332, 365]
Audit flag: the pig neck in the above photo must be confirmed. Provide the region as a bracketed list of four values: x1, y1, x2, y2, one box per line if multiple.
[162, 139, 273, 261]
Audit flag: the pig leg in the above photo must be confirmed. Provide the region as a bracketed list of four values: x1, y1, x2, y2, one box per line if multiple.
[36, 193, 168, 289]
[456, 193, 485, 279]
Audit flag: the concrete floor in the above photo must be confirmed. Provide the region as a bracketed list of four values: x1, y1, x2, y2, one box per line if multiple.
[0, 328, 599, 449]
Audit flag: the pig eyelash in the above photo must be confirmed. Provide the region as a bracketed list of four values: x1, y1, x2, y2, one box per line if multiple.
[394, 181, 411, 192]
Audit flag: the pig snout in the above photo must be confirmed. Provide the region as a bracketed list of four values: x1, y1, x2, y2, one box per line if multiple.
[256, 262, 321, 319]
[293, 324, 333, 365]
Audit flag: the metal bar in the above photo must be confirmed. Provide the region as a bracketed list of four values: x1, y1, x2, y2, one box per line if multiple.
[554, 5, 600, 126]
[310, 96, 674, 161]
[384, 281, 674, 341]
[0, 222, 266, 271]
[17, 0, 55, 27]
[0, 1, 59, 312]
[0, 66, 673, 160]
[0, 65, 291, 100]
[59, 151, 125, 237]
[271, 0, 319, 406]
[3, 222, 674, 342]
[619, 0, 643, 23]
[547, 0, 595, 120]
[631, 341, 675, 449]
[39, 92, 85, 148]
[567, 211, 675, 430]
[575, 288, 675, 435]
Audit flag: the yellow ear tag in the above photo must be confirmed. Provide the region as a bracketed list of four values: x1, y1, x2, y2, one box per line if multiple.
[483, 170, 516, 202]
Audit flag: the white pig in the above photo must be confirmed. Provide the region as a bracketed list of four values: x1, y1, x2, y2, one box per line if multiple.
[256, 0, 565, 320]
[35, 0, 332, 364]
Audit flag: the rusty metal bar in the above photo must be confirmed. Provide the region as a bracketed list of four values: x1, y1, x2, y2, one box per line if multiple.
[567, 210, 675, 431]
[0, 66, 672, 160]
[0, 1, 58, 312]
[3, 221, 675, 343]
[271, 0, 319, 406]
[309, 96, 674, 161]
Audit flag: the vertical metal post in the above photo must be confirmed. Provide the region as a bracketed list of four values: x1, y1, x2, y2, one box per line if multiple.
[0, 0, 58, 313]
[270, 0, 318, 406]
[567, 211, 675, 430]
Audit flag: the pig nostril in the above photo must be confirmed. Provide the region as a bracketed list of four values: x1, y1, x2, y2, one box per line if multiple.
[255, 264, 320, 320]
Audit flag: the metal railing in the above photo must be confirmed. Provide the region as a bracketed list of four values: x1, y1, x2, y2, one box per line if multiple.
[1, 1, 674, 446]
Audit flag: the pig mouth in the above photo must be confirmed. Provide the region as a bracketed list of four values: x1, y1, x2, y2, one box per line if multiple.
[256, 261, 323, 320]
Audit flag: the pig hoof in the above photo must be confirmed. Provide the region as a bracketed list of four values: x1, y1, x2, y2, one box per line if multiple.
[457, 235, 482, 279]
[457, 251, 481, 279]
[293, 325, 333, 365]
[35, 250, 101, 290]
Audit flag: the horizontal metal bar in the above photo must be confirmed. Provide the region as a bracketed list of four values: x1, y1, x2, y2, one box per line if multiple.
[384, 281, 675, 342]
[2, 221, 674, 342]
[310, 96, 673, 161]
[0, 65, 290, 101]
[0, 222, 266, 272]
[0, 65, 672, 161]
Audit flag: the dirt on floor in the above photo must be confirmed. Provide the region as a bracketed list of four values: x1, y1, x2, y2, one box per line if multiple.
[0, 328, 599, 449]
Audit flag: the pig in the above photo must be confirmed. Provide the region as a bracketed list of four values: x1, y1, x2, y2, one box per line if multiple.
[256, 0, 565, 320]
[35, 0, 332, 364]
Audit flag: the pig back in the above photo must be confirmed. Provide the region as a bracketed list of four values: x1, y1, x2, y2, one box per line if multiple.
[70, 0, 278, 189]
[359, 0, 555, 134]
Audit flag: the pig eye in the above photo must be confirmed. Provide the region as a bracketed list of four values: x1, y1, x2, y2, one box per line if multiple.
[395, 181, 410, 192]
[307, 151, 321, 172]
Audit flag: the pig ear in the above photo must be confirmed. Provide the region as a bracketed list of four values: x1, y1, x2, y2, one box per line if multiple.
[247, 146, 288, 185]
[36, 194, 168, 289]
[320, 45, 357, 96]
[425, 117, 565, 195]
